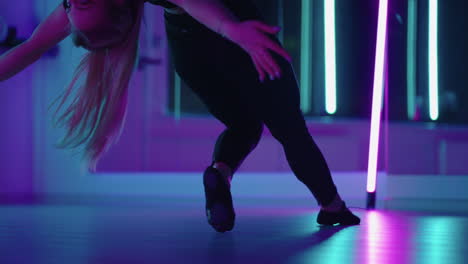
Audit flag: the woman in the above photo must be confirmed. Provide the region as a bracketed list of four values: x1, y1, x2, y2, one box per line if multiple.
[0, 0, 360, 233]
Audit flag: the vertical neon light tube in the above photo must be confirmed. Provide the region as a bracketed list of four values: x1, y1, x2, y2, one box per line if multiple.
[367, 0, 389, 195]
[277, 0, 285, 44]
[324, 0, 337, 114]
[300, 0, 312, 113]
[428, 0, 439, 121]
[407, 0, 417, 120]
[174, 74, 181, 121]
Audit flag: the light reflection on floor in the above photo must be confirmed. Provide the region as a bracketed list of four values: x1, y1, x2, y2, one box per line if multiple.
[0, 198, 467, 264]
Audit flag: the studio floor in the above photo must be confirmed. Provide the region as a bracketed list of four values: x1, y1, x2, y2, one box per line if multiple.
[1, 197, 467, 264]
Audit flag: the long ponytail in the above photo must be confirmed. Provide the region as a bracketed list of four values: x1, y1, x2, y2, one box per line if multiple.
[51, 2, 144, 172]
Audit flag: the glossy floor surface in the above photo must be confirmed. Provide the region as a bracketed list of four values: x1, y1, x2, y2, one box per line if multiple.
[1, 198, 467, 264]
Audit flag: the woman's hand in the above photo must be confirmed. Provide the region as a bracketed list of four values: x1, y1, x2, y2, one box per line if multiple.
[221, 20, 292, 82]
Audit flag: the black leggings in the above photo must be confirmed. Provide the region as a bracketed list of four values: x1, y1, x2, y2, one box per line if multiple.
[164, 6, 338, 206]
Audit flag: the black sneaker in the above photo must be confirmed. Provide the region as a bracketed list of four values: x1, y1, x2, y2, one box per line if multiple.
[317, 202, 361, 226]
[203, 166, 235, 232]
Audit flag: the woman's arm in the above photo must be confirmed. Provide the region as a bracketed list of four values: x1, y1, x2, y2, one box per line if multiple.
[167, 0, 291, 82]
[0, 4, 71, 82]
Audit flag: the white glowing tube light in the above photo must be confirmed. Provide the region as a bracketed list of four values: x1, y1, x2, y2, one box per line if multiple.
[428, 0, 439, 121]
[324, 0, 337, 114]
[367, 0, 389, 193]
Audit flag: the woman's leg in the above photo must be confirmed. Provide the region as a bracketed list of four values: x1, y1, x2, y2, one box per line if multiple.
[260, 70, 338, 206]
[228, 51, 359, 224]
[211, 121, 263, 172]
[165, 13, 267, 232]
[230, 54, 339, 206]
[226, 46, 359, 224]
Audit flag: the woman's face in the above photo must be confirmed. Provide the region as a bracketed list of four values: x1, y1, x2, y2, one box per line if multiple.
[66, 0, 132, 49]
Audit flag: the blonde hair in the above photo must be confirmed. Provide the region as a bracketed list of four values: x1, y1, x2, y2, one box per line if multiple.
[51, 1, 145, 172]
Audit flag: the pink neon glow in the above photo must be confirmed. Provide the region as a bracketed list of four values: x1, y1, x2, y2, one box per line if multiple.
[367, 0, 389, 193]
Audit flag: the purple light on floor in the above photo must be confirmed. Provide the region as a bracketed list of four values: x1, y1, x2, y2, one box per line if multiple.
[365, 211, 413, 263]
[367, 0, 389, 194]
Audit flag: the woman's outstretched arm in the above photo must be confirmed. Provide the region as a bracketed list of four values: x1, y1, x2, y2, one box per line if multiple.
[0, 4, 71, 82]
[166, 0, 292, 82]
